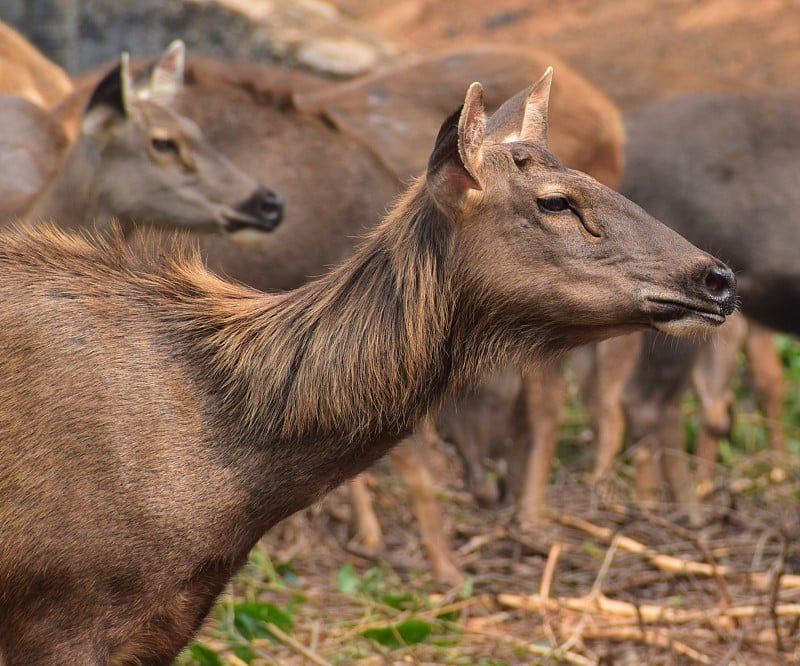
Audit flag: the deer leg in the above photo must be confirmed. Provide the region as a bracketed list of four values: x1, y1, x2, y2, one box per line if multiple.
[349, 474, 383, 553]
[389, 430, 463, 586]
[658, 403, 703, 525]
[691, 312, 748, 483]
[632, 437, 660, 509]
[694, 425, 722, 487]
[744, 320, 787, 459]
[517, 360, 566, 524]
[592, 333, 643, 482]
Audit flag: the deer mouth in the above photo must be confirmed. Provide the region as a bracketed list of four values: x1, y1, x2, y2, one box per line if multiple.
[221, 208, 282, 233]
[644, 296, 727, 335]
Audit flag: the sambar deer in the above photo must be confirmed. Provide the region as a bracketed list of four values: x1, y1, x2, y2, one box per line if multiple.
[0, 70, 736, 664]
[296, 44, 626, 577]
[19, 40, 283, 235]
[513, 90, 800, 525]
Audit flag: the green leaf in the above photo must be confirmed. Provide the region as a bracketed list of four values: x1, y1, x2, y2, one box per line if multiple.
[184, 643, 224, 666]
[231, 600, 293, 641]
[231, 645, 255, 664]
[336, 562, 362, 595]
[381, 590, 420, 610]
[362, 618, 431, 648]
[436, 610, 460, 622]
[458, 577, 474, 599]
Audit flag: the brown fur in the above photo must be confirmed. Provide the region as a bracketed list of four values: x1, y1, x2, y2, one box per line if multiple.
[0, 22, 72, 107]
[0, 95, 70, 220]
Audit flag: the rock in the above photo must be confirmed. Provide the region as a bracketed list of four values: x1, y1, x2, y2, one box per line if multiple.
[2, 0, 398, 78]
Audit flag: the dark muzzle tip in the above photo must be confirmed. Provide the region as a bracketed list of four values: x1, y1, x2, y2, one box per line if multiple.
[703, 264, 737, 313]
[237, 186, 284, 228]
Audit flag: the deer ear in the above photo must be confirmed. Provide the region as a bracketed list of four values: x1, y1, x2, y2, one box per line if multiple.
[484, 66, 553, 146]
[149, 40, 185, 104]
[519, 67, 553, 144]
[81, 52, 134, 141]
[427, 82, 486, 208]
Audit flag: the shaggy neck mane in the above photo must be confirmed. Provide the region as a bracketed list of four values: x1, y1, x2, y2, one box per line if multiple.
[172, 179, 471, 455]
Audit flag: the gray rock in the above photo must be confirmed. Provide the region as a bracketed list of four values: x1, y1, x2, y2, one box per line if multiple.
[1, 0, 397, 78]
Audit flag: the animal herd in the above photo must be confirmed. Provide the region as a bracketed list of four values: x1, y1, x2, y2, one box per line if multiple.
[0, 19, 794, 665]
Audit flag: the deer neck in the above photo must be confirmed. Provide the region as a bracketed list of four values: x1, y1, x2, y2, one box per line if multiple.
[177, 180, 467, 521]
[26, 137, 111, 230]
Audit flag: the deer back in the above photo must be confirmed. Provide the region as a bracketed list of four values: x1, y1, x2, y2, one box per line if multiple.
[0, 21, 72, 107]
[297, 44, 625, 188]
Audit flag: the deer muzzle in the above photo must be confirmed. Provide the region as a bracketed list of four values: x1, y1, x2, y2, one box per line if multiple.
[643, 258, 737, 337]
[224, 186, 284, 232]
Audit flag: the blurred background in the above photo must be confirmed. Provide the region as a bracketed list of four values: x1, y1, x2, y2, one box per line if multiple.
[4, 0, 800, 109]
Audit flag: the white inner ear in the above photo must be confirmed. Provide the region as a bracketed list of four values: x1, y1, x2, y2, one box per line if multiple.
[149, 41, 185, 105]
[80, 105, 118, 143]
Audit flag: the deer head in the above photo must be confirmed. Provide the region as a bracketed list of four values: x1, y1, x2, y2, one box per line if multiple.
[427, 69, 736, 352]
[73, 41, 283, 233]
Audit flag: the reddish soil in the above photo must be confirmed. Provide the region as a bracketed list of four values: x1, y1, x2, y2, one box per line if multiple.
[342, 0, 800, 111]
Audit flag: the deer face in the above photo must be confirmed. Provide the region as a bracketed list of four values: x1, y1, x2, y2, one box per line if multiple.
[428, 71, 736, 348]
[80, 41, 283, 234]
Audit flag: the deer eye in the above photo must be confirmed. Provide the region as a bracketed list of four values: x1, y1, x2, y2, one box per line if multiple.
[150, 136, 179, 155]
[537, 194, 571, 213]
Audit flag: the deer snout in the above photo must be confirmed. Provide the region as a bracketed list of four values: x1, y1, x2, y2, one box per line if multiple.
[224, 186, 284, 233]
[700, 263, 737, 316]
[238, 186, 284, 229]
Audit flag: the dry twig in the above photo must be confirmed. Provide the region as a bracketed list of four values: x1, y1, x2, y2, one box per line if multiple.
[263, 623, 333, 666]
[554, 513, 800, 591]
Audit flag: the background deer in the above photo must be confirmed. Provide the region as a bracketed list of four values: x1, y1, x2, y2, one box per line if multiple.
[0, 95, 70, 220]
[610, 91, 797, 516]
[0, 70, 737, 664]
[13, 41, 283, 235]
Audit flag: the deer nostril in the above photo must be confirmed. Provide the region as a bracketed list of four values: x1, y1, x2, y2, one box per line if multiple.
[260, 194, 283, 217]
[705, 268, 728, 295]
[703, 264, 737, 313]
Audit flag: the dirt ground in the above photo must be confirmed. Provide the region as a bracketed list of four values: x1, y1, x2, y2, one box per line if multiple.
[193, 3, 800, 664]
[341, 0, 800, 111]
[237, 436, 800, 665]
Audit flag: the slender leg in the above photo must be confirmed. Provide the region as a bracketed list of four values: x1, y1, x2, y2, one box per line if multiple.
[517, 359, 566, 524]
[691, 313, 747, 481]
[658, 403, 703, 525]
[744, 320, 787, 458]
[349, 474, 383, 552]
[592, 333, 643, 482]
[389, 430, 463, 585]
